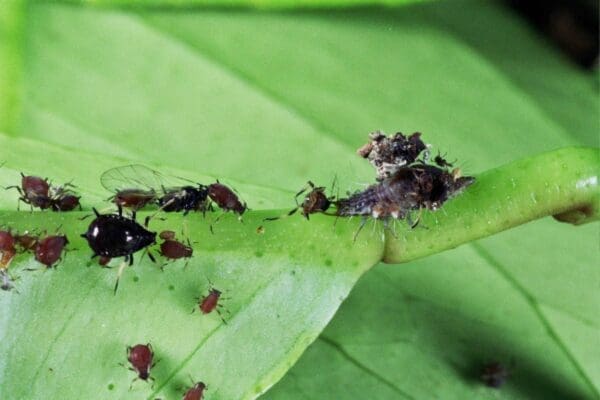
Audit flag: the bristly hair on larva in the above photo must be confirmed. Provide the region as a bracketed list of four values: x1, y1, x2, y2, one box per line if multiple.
[337, 131, 475, 228]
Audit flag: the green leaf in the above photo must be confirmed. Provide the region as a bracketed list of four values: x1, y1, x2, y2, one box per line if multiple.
[0, 1, 598, 399]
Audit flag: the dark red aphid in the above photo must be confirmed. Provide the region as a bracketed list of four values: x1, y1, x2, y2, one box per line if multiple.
[183, 382, 206, 400]
[158, 231, 193, 267]
[0, 230, 17, 272]
[0, 230, 16, 255]
[6, 173, 81, 211]
[481, 362, 510, 388]
[199, 288, 222, 314]
[195, 286, 229, 323]
[207, 182, 246, 215]
[126, 343, 155, 383]
[6, 174, 52, 210]
[35, 235, 69, 268]
[50, 192, 81, 211]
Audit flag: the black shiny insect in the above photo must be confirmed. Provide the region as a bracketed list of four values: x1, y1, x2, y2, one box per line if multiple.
[101, 165, 210, 214]
[80, 207, 156, 292]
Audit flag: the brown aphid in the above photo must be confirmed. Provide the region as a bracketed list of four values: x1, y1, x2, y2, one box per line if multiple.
[126, 343, 155, 383]
[0, 230, 16, 254]
[264, 181, 334, 222]
[207, 182, 247, 215]
[35, 235, 69, 268]
[183, 382, 206, 400]
[6, 173, 52, 210]
[51, 193, 81, 211]
[296, 181, 333, 219]
[0, 230, 17, 271]
[158, 231, 193, 268]
[159, 230, 176, 240]
[199, 288, 222, 314]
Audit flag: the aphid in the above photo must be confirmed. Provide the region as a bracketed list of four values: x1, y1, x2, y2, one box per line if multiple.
[199, 288, 222, 314]
[183, 382, 206, 400]
[126, 343, 155, 385]
[207, 181, 247, 216]
[6, 173, 52, 210]
[6, 173, 81, 211]
[0, 230, 17, 270]
[357, 131, 428, 181]
[35, 234, 69, 268]
[80, 207, 156, 292]
[158, 230, 193, 268]
[49, 190, 81, 211]
[433, 153, 454, 169]
[480, 362, 510, 388]
[264, 180, 335, 222]
[0, 230, 16, 255]
[195, 285, 229, 323]
[101, 165, 209, 214]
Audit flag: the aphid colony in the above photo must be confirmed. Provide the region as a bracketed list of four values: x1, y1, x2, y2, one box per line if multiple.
[1, 131, 474, 395]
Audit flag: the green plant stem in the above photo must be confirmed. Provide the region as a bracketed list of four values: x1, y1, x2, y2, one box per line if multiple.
[384, 146, 599, 264]
[1, 147, 596, 267]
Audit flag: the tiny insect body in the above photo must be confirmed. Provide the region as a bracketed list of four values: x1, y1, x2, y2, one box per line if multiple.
[264, 180, 334, 222]
[0, 230, 17, 268]
[195, 285, 229, 323]
[126, 343, 155, 385]
[0, 230, 17, 291]
[6, 173, 81, 211]
[158, 230, 193, 268]
[199, 288, 222, 314]
[101, 165, 210, 214]
[183, 382, 206, 400]
[34, 234, 69, 269]
[207, 182, 247, 216]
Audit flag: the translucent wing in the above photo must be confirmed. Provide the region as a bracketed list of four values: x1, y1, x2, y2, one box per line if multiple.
[100, 165, 166, 193]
